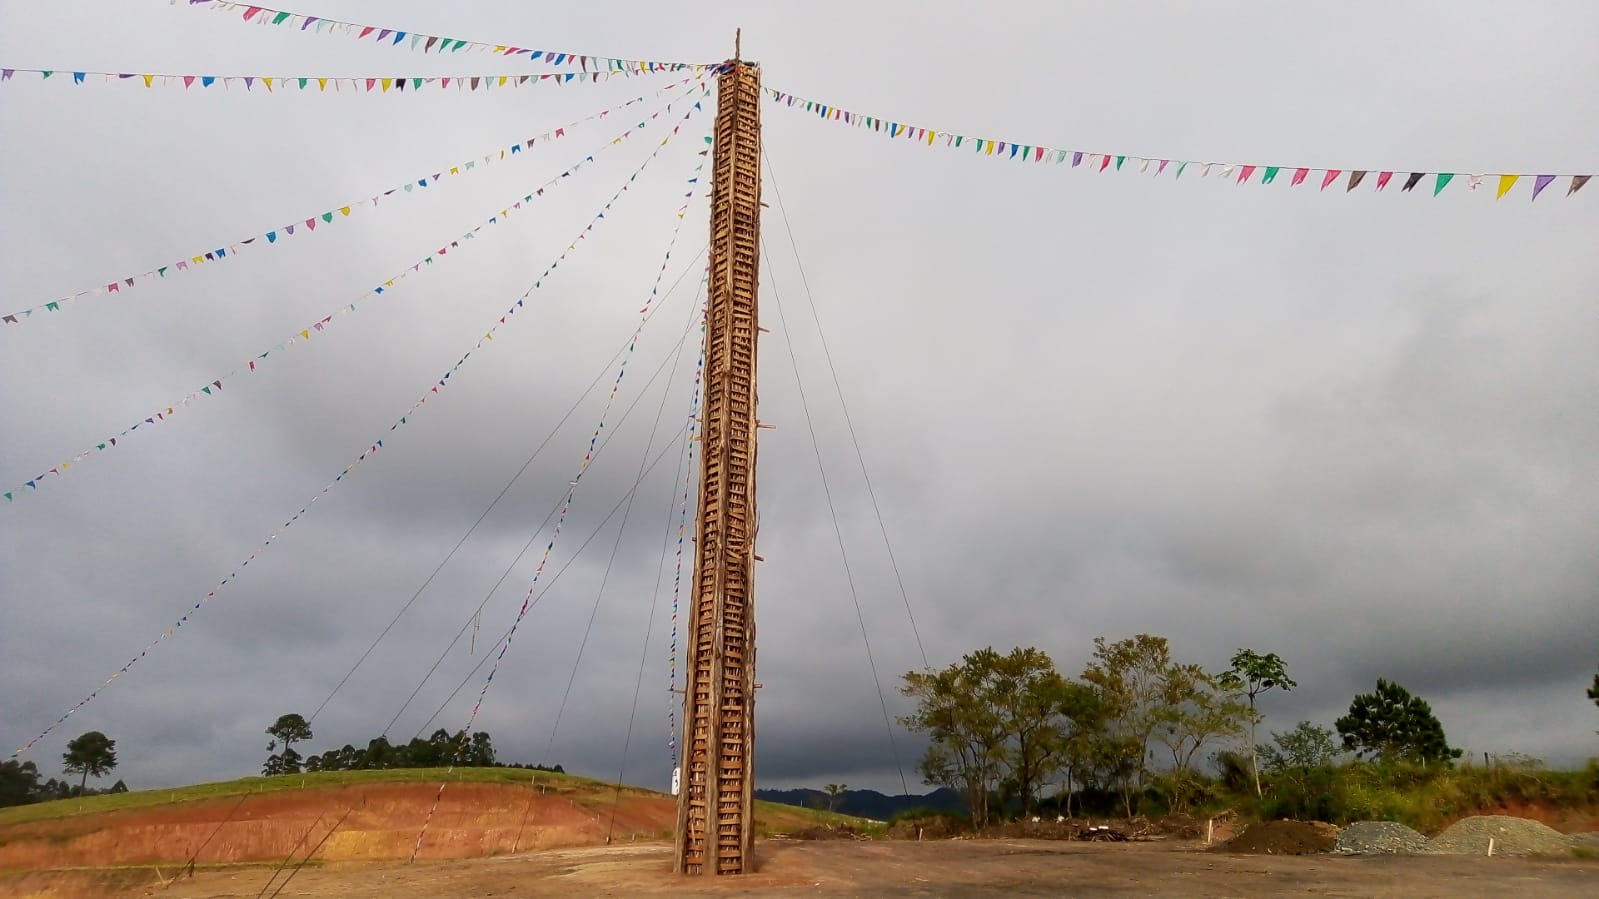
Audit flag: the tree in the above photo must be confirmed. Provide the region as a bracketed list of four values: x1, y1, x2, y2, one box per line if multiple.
[62, 731, 118, 793]
[1217, 649, 1297, 797]
[1260, 721, 1340, 774]
[824, 783, 847, 813]
[0, 760, 42, 808]
[1079, 635, 1175, 814]
[1150, 664, 1248, 810]
[899, 649, 1010, 828]
[991, 647, 1069, 816]
[264, 714, 313, 776]
[1335, 679, 1461, 766]
[1589, 667, 1598, 708]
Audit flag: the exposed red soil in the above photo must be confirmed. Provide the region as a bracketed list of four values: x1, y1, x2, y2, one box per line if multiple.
[1218, 819, 1340, 855]
[0, 782, 675, 868]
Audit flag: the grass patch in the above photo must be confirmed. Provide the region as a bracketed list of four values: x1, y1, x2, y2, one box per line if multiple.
[0, 767, 594, 828]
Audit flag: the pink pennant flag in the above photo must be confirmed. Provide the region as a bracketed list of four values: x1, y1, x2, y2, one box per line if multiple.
[1157, 159, 1169, 176]
[183, 75, 195, 88]
[1099, 154, 1111, 172]
[1237, 165, 1257, 184]
[1320, 170, 1341, 190]
[1375, 171, 1394, 190]
[1291, 167, 1309, 186]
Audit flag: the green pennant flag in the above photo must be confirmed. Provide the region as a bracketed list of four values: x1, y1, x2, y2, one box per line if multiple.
[272, 11, 290, 24]
[201, 386, 212, 395]
[298, 78, 308, 89]
[1115, 155, 1126, 170]
[1433, 173, 1454, 196]
[1262, 166, 1281, 184]
[1175, 161, 1189, 179]
[954, 135, 963, 147]
[322, 212, 334, 223]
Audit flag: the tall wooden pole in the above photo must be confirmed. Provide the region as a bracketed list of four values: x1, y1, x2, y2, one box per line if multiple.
[673, 43, 762, 875]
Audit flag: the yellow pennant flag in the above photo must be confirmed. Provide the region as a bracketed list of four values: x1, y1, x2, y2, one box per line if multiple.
[927, 130, 936, 146]
[263, 77, 274, 91]
[339, 206, 351, 216]
[381, 78, 393, 92]
[142, 74, 154, 88]
[498, 76, 508, 87]
[317, 77, 328, 91]
[1496, 174, 1520, 199]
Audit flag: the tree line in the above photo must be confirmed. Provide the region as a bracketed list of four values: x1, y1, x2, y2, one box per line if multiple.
[0, 731, 125, 808]
[899, 635, 1476, 828]
[260, 713, 562, 776]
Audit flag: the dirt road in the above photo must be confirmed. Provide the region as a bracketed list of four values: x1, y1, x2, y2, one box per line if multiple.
[15, 837, 1597, 898]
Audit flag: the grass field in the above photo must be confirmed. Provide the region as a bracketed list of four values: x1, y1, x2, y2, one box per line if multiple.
[0, 766, 862, 833]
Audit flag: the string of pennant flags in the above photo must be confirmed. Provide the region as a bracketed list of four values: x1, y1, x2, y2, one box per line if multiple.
[179, 0, 711, 74]
[668, 306, 707, 775]
[2, 85, 709, 508]
[765, 86, 1592, 201]
[10, 97, 710, 762]
[410, 146, 711, 862]
[2, 76, 702, 329]
[0, 65, 656, 92]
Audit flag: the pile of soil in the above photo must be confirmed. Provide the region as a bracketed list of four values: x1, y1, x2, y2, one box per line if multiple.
[884, 815, 966, 840]
[1423, 815, 1572, 856]
[1218, 820, 1339, 855]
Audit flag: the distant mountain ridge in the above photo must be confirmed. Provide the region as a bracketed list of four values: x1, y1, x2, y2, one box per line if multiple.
[753, 786, 965, 821]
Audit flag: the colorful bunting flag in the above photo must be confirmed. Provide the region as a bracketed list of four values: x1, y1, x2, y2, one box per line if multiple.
[763, 85, 1592, 203]
[0, 65, 662, 93]
[2, 76, 703, 328]
[1, 85, 709, 507]
[8, 99, 711, 765]
[179, 0, 711, 74]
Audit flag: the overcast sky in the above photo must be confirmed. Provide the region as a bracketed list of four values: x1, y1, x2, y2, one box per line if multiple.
[3, 1, 1597, 798]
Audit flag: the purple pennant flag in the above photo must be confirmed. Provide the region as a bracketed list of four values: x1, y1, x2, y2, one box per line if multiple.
[1072, 151, 1083, 167]
[1531, 175, 1556, 201]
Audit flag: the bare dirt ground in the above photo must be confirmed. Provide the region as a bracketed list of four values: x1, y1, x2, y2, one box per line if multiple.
[10, 838, 1598, 898]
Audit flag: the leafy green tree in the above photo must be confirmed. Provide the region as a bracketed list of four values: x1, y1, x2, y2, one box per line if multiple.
[824, 783, 847, 812]
[0, 760, 42, 808]
[1335, 679, 1461, 766]
[1589, 667, 1598, 708]
[1217, 649, 1297, 797]
[62, 731, 118, 793]
[264, 714, 313, 776]
[1079, 635, 1175, 814]
[899, 649, 1010, 828]
[1260, 721, 1340, 774]
[990, 646, 1069, 816]
[1151, 664, 1248, 810]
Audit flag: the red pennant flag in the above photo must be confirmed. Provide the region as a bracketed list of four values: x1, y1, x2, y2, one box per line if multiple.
[1291, 167, 1309, 186]
[1375, 171, 1394, 190]
[1320, 170, 1341, 190]
[1099, 154, 1112, 172]
[1237, 165, 1257, 184]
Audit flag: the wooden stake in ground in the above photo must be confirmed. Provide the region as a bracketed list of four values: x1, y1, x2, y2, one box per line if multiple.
[673, 37, 763, 876]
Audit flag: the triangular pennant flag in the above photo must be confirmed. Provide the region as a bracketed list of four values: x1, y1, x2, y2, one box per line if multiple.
[1402, 172, 1424, 191]
[1237, 165, 1257, 184]
[1261, 166, 1279, 184]
[1531, 174, 1556, 201]
[1320, 170, 1341, 190]
[1433, 173, 1454, 195]
[1375, 171, 1394, 190]
[1568, 175, 1590, 196]
[1495, 174, 1519, 199]
[1290, 167, 1309, 186]
[1347, 170, 1367, 191]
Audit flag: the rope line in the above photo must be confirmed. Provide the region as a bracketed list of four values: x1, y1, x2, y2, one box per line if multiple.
[7, 84, 709, 763]
[2, 75, 700, 328]
[763, 150, 929, 669]
[607, 281, 705, 841]
[384, 263, 705, 740]
[763, 239, 912, 799]
[407, 112, 709, 863]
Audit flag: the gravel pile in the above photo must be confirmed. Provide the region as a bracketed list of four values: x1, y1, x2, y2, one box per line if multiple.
[1422, 815, 1572, 857]
[1334, 821, 1428, 854]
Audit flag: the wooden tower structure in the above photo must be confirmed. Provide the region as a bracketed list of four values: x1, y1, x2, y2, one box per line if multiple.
[672, 43, 763, 875]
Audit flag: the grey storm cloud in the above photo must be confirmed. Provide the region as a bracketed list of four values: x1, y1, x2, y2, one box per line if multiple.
[3, 0, 1598, 801]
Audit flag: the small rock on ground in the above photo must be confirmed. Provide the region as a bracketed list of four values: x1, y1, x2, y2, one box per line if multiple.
[1422, 815, 1572, 857]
